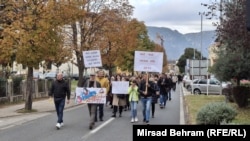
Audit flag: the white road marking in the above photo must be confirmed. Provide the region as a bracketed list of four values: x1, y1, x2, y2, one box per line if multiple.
[82, 117, 115, 140]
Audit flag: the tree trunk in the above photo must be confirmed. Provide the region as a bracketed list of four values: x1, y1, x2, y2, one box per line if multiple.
[25, 67, 33, 110]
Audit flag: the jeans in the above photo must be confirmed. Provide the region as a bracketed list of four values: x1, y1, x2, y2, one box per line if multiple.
[130, 101, 138, 118]
[160, 94, 168, 107]
[140, 97, 152, 122]
[167, 90, 171, 100]
[54, 98, 65, 124]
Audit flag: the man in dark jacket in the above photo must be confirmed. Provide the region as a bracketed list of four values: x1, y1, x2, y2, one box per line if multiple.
[158, 73, 170, 108]
[138, 74, 155, 124]
[49, 72, 70, 129]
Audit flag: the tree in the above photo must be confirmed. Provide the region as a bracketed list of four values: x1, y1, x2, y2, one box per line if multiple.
[177, 48, 202, 74]
[153, 43, 168, 73]
[113, 19, 154, 73]
[0, 1, 72, 110]
[206, 0, 250, 85]
[61, 0, 134, 86]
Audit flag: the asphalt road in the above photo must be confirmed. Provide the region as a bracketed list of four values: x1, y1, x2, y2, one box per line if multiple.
[0, 84, 184, 141]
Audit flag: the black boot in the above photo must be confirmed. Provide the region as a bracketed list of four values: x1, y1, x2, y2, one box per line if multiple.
[111, 106, 117, 117]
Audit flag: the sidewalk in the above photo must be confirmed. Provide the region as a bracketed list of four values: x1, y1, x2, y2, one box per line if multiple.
[0, 95, 78, 118]
[0, 85, 190, 119]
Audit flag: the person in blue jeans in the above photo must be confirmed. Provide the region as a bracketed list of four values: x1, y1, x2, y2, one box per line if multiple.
[49, 73, 70, 129]
[158, 73, 169, 108]
[138, 74, 156, 124]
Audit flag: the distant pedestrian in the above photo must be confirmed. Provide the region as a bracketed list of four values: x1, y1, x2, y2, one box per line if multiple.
[82, 73, 101, 130]
[151, 75, 160, 118]
[166, 73, 173, 101]
[158, 73, 168, 108]
[49, 72, 70, 129]
[171, 74, 178, 91]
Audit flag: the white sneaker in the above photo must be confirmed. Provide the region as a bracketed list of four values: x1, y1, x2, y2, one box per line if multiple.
[131, 118, 135, 123]
[56, 123, 61, 129]
[134, 117, 138, 122]
[60, 123, 64, 127]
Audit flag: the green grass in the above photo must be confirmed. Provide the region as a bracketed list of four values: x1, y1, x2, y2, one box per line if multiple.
[70, 80, 78, 92]
[184, 95, 250, 124]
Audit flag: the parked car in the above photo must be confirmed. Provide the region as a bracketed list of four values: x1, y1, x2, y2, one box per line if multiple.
[33, 72, 45, 79]
[186, 79, 199, 91]
[190, 78, 223, 95]
[44, 72, 57, 80]
[71, 73, 79, 80]
[183, 75, 191, 87]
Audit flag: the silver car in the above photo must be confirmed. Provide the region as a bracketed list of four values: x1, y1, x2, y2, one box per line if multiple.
[190, 78, 222, 95]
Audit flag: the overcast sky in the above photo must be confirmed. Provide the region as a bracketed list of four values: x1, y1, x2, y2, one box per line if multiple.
[129, 0, 219, 34]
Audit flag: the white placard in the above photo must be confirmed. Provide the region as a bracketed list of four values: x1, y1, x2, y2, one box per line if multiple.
[75, 87, 106, 104]
[111, 81, 129, 94]
[83, 50, 102, 67]
[134, 51, 163, 72]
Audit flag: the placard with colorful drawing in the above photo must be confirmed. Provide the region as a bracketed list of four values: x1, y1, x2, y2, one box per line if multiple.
[75, 87, 106, 104]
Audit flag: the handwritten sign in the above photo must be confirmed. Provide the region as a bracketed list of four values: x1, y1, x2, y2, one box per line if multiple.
[83, 50, 102, 67]
[111, 81, 129, 94]
[134, 51, 163, 72]
[75, 87, 106, 104]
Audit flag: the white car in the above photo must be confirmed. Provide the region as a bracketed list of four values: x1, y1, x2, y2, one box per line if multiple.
[183, 75, 191, 87]
[190, 78, 223, 95]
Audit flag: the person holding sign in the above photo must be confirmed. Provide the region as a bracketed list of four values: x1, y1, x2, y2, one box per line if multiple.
[111, 74, 127, 117]
[82, 73, 101, 130]
[138, 73, 155, 124]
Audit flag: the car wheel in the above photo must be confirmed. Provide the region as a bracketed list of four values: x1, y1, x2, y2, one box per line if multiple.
[186, 85, 191, 91]
[193, 89, 201, 95]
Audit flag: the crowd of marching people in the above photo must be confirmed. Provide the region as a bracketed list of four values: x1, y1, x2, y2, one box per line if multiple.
[104, 71, 179, 126]
[49, 69, 182, 130]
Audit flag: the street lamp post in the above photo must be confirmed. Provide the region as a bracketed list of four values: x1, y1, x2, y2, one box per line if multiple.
[199, 12, 205, 79]
[199, 12, 205, 60]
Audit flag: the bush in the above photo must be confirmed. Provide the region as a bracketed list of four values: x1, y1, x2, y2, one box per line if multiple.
[232, 86, 250, 108]
[196, 102, 237, 125]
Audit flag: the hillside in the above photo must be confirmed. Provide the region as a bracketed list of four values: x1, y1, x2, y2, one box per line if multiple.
[146, 26, 217, 60]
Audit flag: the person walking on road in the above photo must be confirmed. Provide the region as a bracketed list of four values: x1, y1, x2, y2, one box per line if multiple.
[82, 73, 101, 130]
[151, 75, 160, 118]
[49, 72, 70, 129]
[158, 73, 168, 108]
[96, 70, 110, 121]
[111, 75, 127, 117]
[128, 79, 139, 123]
[138, 73, 154, 124]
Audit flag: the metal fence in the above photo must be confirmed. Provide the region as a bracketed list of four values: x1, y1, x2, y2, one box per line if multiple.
[0, 79, 6, 97]
[0, 79, 51, 103]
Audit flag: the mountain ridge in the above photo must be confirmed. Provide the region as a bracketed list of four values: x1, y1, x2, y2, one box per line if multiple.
[146, 26, 217, 60]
